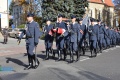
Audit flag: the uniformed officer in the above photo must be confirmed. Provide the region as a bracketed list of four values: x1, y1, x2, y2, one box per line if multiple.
[64, 20, 71, 57]
[88, 18, 99, 57]
[2, 26, 8, 44]
[105, 25, 111, 48]
[114, 29, 118, 46]
[110, 28, 113, 47]
[55, 14, 67, 61]
[43, 18, 54, 60]
[117, 30, 120, 45]
[78, 18, 87, 55]
[69, 15, 80, 62]
[111, 28, 116, 47]
[18, 13, 40, 70]
[96, 20, 107, 53]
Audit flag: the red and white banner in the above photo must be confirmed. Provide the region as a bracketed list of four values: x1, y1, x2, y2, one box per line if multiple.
[57, 28, 66, 34]
[80, 29, 84, 34]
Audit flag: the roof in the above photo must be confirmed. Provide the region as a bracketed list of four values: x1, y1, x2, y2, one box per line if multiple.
[88, 0, 114, 7]
[104, 0, 114, 7]
[88, 0, 102, 4]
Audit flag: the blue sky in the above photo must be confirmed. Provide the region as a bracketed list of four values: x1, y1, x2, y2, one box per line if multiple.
[8, 0, 12, 6]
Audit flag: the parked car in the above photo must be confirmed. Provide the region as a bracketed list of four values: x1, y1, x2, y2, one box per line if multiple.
[8, 28, 25, 39]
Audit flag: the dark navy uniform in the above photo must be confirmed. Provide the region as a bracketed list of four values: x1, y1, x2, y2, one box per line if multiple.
[70, 22, 80, 52]
[111, 29, 116, 46]
[43, 22, 54, 60]
[109, 28, 113, 46]
[118, 31, 120, 45]
[97, 22, 107, 52]
[88, 19, 99, 57]
[64, 20, 71, 56]
[19, 13, 40, 69]
[55, 14, 67, 61]
[69, 15, 80, 62]
[56, 21, 66, 49]
[78, 18, 87, 55]
[105, 27, 111, 48]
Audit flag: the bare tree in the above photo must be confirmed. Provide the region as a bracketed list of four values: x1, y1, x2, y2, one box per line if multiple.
[12, 0, 42, 24]
[114, 0, 120, 27]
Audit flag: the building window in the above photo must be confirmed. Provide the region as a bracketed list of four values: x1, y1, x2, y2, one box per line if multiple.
[95, 8, 98, 19]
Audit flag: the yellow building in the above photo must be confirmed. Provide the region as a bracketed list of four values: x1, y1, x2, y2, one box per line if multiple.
[87, 0, 114, 27]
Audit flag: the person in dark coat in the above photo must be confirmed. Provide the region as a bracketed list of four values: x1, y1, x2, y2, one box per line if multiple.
[55, 14, 67, 61]
[18, 13, 40, 70]
[43, 19, 54, 60]
[78, 18, 87, 55]
[2, 26, 8, 44]
[105, 26, 111, 48]
[64, 20, 71, 58]
[96, 20, 107, 53]
[69, 15, 80, 62]
[88, 18, 99, 57]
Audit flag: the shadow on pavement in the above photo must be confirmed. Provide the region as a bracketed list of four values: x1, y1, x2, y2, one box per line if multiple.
[6, 57, 27, 67]
[23, 53, 27, 56]
[2, 73, 28, 80]
[37, 54, 46, 60]
[37, 53, 58, 60]
[0, 42, 4, 44]
[78, 71, 110, 80]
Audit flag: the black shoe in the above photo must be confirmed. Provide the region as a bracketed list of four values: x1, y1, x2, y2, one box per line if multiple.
[57, 58, 62, 61]
[24, 64, 33, 70]
[90, 50, 93, 58]
[32, 54, 40, 69]
[44, 57, 49, 60]
[63, 56, 66, 61]
[94, 49, 97, 57]
[63, 49, 67, 61]
[52, 54, 55, 59]
[70, 52, 74, 63]
[34, 60, 40, 69]
[100, 50, 102, 53]
[51, 50, 55, 59]
[76, 51, 80, 62]
[44, 50, 49, 60]
[83, 51, 85, 56]
[75, 57, 79, 62]
[70, 57, 73, 63]
[57, 50, 62, 61]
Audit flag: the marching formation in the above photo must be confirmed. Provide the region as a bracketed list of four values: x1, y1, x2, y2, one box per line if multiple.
[43, 14, 120, 63]
[18, 13, 120, 70]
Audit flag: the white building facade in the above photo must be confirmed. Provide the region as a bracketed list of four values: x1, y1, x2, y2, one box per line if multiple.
[0, 0, 9, 30]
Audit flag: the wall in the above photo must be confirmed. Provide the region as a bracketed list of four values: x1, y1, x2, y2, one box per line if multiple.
[88, 2, 114, 27]
[0, 0, 8, 28]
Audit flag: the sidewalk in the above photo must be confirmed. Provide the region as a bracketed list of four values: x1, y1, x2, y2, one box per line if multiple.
[0, 37, 56, 57]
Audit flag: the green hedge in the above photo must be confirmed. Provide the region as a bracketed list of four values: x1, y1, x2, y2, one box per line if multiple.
[17, 24, 25, 28]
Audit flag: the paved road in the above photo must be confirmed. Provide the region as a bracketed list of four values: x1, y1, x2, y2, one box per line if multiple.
[0, 37, 120, 80]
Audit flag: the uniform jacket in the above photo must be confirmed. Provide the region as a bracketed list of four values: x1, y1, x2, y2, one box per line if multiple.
[20, 21, 40, 44]
[88, 24, 99, 40]
[70, 22, 80, 42]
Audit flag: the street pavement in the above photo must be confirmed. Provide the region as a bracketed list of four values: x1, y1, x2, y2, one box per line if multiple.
[0, 37, 120, 80]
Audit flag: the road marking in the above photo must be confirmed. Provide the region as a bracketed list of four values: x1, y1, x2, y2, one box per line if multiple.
[80, 46, 120, 62]
[80, 58, 90, 61]
[80, 53, 102, 62]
